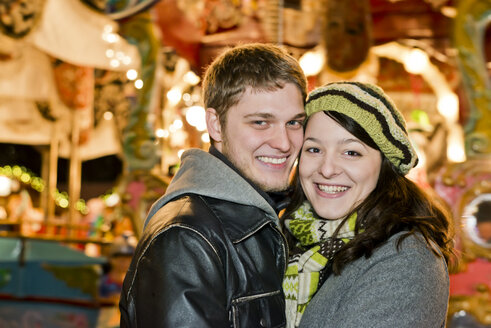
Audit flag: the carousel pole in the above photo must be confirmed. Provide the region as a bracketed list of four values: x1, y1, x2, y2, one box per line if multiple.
[43, 122, 60, 235]
[68, 111, 82, 239]
[263, 0, 284, 44]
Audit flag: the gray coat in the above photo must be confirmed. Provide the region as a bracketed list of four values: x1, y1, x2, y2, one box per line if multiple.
[299, 232, 449, 328]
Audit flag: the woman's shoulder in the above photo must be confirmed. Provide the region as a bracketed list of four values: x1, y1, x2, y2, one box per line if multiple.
[301, 231, 450, 328]
[348, 231, 449, 311]
[354, 231, 449, 278]
[378, 231, 441, 257]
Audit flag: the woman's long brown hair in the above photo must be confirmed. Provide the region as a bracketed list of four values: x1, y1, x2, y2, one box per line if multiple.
[282, 111, 456, 275]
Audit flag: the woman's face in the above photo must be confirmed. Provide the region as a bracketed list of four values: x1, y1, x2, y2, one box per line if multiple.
[299, 112, 382, 220]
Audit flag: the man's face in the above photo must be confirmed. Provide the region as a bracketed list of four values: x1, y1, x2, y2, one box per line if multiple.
[211, 83, 305, 192]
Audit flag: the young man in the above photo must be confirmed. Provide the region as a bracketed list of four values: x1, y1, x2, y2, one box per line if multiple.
[119, 43, 307, 327]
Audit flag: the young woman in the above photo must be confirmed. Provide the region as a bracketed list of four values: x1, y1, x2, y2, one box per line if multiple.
[282, 82, 455, 328]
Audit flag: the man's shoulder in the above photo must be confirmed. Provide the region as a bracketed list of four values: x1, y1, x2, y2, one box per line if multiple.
[146, 194, 218, 232]
[144, 193, 272, 244]
[136, 195, 226, 255]
[136, 194, 260, 269]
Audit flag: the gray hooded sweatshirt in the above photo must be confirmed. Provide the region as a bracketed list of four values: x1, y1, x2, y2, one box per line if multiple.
[144, 148, 279, 229]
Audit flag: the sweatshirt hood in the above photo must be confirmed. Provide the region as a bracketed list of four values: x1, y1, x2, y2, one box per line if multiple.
[144, 149, 278, 228]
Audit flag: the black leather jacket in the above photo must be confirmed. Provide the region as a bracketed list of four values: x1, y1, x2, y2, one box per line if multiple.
[120, 193, 288, 327]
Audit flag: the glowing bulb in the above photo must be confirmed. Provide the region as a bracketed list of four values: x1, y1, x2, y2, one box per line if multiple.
[122, 56, 132, 65]
[126, 69, 138, 80]
[156, 129, 166, 138]
[12, 166, 21, 177]
[0, 176, 12, 197]
[105, 49, 114, 58]
[447, 125, 466, 163]
[299, 50, 325, 76]
[403, 48, 429, 74]
[103, 25, 113, 33]
[183, 71, 200, 85]
[441, 6, 457, 18]
[134, 79, 143, 89]
[103, 111, 113, 120]
[437, 93, 459, 123]
[110, 59, 120, 68]
[448, 143, 466, 163]
[20, 173, 30, 183]
[167, 87, 182, 106]
[196, 121, 207, 131]
[414, 148, 427, 169]
[105, 193, 120, 207]
[185, 106, 205, 128]
[201, 133, 210, 143]
[182, 93, 191, 102]
[172, 119, 183, 130]
[105, 33, 119, 44]
[59, 198, 69, 208]
[85, 243, 100, 257]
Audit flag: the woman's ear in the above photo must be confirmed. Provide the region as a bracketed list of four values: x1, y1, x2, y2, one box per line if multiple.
[206, 108, 222, 144]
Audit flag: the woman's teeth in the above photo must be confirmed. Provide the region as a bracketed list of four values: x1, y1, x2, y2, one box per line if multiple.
[318, 185, 348, 193]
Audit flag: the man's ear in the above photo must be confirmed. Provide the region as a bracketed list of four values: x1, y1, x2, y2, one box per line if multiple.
[206, 108, 222, 143]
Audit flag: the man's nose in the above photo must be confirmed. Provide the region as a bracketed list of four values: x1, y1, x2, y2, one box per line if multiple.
[269, 127, 291, 152]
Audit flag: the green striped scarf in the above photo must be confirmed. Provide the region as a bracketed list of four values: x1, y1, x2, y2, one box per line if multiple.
[282, 201, 357, 328]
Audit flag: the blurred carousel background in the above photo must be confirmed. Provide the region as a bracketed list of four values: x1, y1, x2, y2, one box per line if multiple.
[0, 0, 489, 327]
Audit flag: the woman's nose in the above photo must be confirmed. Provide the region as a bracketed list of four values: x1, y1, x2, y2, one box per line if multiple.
[320, 155, 341, 178]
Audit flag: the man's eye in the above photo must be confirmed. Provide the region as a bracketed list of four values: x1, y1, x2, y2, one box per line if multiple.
[287, 120, 303, 127]
[253, 121, 267, 126]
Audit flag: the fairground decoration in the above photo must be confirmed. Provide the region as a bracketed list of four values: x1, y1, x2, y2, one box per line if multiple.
[438, 0, 491, 325]
[0, 0, 45, 39]
[454, 0, 491, 157]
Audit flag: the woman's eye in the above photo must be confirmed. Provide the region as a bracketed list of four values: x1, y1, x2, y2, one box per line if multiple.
[305, 147, 320, 153]
[345, 150, 360, 156]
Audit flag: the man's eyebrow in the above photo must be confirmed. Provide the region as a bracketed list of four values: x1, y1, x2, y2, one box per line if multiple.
[244, 113, 307, 119]
[244, 113, 274, 119]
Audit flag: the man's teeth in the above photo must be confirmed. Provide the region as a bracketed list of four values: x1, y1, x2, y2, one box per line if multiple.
[258, 156, 287, 164]
[318, 185, 348, 193]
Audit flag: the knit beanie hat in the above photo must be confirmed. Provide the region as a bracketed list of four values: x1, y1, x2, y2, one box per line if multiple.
[305, 82, 418, 175]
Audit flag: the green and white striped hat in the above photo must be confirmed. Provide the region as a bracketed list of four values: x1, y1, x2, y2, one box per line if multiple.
[305, 82, 418, 175]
